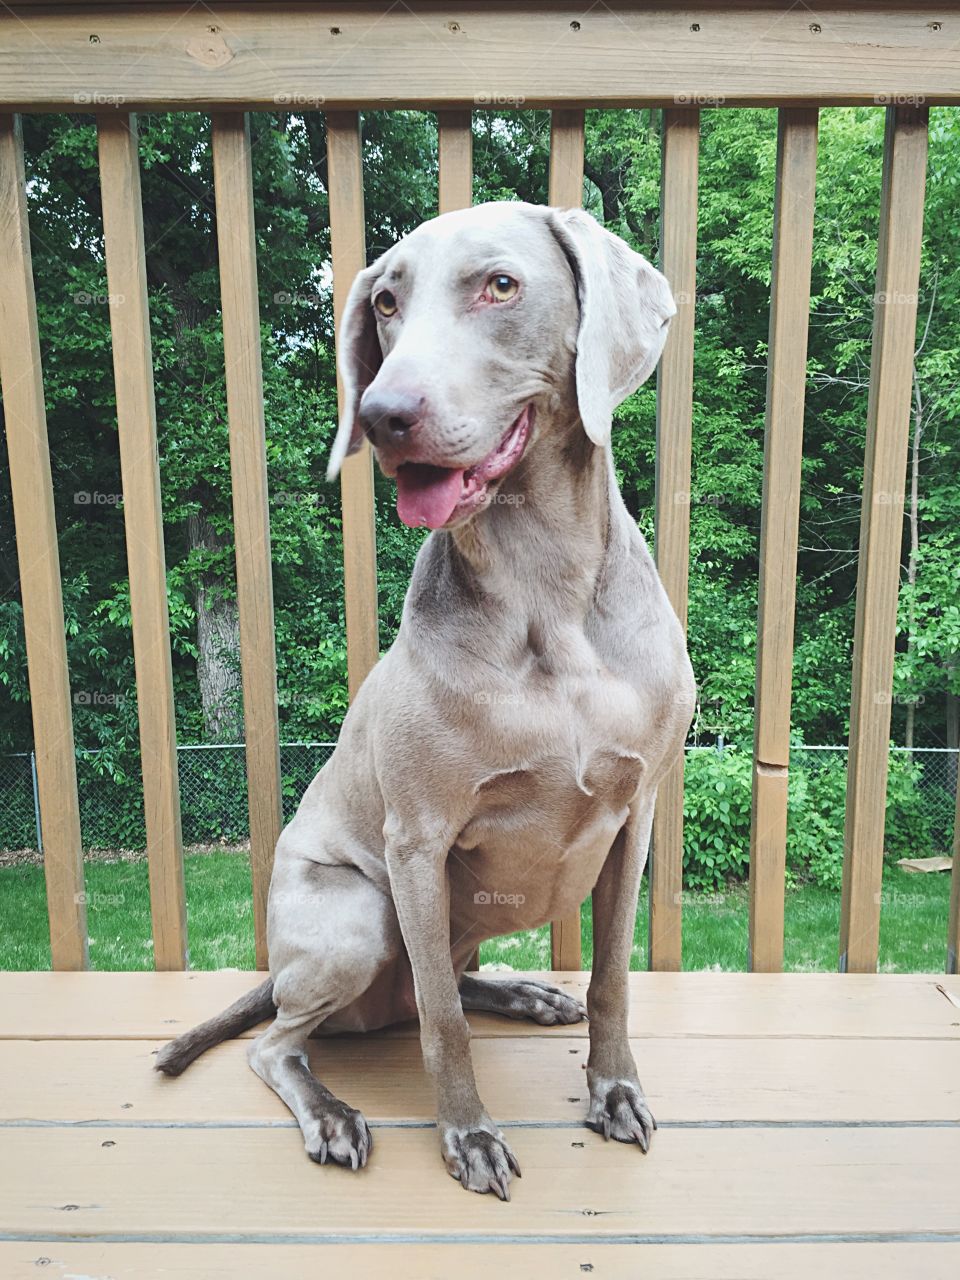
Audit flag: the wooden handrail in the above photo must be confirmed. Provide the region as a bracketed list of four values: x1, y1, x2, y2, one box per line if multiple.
[3, 5, 960, 111]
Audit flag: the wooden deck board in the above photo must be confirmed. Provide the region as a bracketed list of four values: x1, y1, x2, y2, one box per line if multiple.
[2, 971, 958, 1040]
[4, 1126, 960, 1239]
[2, 1035, 958, 1125]
[0, 971, 956, 1269]
[3, 1242, 959, 1280]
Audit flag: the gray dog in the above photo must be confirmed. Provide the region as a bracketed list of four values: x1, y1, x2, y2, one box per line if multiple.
[157, 201, 694, 1201]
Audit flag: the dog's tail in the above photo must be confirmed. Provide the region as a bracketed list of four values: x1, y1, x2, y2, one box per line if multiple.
[154, 977, 275, 1077]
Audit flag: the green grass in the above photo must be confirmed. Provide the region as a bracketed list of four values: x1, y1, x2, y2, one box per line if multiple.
[0, 853, 952, 972]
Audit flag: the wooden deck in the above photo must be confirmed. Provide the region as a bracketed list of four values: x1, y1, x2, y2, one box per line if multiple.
[0, 971, 958, 1277]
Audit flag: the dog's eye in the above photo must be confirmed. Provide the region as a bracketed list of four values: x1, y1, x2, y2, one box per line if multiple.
[488, 274, 519, 303]
[373, 290, 398, 317]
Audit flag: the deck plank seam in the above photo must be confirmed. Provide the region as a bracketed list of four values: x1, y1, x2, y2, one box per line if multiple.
[3, 1231, 960, 1247]
[3, 1118, 958, 1130]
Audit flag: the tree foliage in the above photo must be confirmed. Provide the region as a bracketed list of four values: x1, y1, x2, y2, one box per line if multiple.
[1, 106, 958, 782]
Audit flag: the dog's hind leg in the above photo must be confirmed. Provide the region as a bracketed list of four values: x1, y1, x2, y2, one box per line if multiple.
[249, 859, 404, 1170]
[459, 973, 587, 1025]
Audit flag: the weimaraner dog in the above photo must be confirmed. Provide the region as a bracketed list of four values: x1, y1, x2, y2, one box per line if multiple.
[157, 201, 695, 1200]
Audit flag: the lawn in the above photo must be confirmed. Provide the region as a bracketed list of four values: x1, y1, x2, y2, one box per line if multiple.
[0, 850, 952, 972]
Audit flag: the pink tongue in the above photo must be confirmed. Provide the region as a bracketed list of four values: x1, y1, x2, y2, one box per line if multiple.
[395, 463, 465, 529]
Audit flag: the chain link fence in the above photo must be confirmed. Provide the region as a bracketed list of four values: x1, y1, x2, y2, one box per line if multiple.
[0, 742, 335, 852]
[0, 742, 955, 856]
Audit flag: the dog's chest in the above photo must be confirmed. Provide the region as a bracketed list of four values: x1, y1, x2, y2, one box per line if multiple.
[456, 656, 648, 856]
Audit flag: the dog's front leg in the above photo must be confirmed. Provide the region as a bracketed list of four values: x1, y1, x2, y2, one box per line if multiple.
[384, 828, 521, 1199]
[586, 797, 657, 1151]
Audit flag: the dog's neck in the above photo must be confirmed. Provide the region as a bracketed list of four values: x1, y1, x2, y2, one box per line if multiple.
[448, 416, 619, 623]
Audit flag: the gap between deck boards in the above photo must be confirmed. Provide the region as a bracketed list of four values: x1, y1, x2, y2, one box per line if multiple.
[2, 1118, 958, 1130]
[2, 1231, 960, 1247]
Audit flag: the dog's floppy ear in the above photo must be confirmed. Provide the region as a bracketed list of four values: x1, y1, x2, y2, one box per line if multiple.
[548, 207, 676, 448]
[326, 263, 383, 481]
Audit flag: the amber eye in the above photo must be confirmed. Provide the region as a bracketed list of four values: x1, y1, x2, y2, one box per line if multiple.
[488, 274, 519, 302]
[373, 290, 398, 317]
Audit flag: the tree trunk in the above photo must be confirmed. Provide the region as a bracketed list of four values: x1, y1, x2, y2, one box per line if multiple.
[187, 512, 243, 742]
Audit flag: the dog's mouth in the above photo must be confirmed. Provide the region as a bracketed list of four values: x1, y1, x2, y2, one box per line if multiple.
[394, 405, 533, 530]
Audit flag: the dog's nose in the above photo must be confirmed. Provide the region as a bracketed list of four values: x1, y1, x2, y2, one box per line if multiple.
[359, 387, 425, 449]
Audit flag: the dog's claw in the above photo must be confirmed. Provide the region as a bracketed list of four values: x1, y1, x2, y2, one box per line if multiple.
[305, 1104, 371, 1171]
[586, 1079, 656, 1152]
[490, 1175, 509, 1201]
[442, 1123, 519, 1199]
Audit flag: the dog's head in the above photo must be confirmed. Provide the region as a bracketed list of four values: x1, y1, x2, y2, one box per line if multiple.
[328, 202, 675, 529]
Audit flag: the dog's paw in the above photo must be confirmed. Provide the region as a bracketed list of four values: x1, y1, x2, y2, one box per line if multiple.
[441, 1121, 521, 1199]
[586, 1078, 657, 1152]
[498, 979, 588, 1025]
[303, 1100, 372, 1170]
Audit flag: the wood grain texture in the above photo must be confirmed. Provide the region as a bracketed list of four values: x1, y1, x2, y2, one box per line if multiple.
[97, 114, 187, 971]
[3, 6, 960, 111]
[651, 109, 699, 972]
[2, 1243, 957, 1280]
[2, 971, 958, 1041]
[9, 1242, 960, 1280]
[327, 111, 379, 698]
[4, 1126, 959, 1239]
[211, 113, 282, 970]
[437, 110, 472, 212]
[547, 107, 585, 971]
[4, 1034, 959, 1124]
[547, 108, 584, 208]
[749, 109, 818, 973]
[0, 115, 87, 971]
[839, 106, 928, 974]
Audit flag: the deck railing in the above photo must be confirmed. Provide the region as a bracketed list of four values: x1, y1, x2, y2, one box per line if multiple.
[1, 2, 958, 976]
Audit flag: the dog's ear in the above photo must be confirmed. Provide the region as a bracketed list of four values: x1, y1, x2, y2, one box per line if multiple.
[326, 263, 383, 481]
[548, 208, 676, 448]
